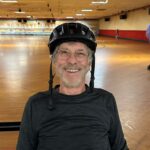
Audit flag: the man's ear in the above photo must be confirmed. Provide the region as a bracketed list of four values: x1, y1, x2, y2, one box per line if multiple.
[88, 60, 92, 67]
[50, 54, 56, 64]
[49, 54, 52, 60]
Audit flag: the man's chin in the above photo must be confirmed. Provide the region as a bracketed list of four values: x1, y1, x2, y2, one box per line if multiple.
[60, 71, 87, 88]
[62, 79, 82, 88]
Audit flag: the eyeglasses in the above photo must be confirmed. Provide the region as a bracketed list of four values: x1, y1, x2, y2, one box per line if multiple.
[57, 49, 88, 61]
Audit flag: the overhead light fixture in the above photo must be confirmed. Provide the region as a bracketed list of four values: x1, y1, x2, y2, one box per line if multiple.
[26, 16, 32, 18]
[66, 16, 74, 19]
[81, 9, 93, 12]
[15, 11, 25, 14]
[91, 0, 108, 4]
[0, 0, 18, 3]
[76, 14, 85, 16]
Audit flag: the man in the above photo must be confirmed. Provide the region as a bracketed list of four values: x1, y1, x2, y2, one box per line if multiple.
[17, 22, 129, 150]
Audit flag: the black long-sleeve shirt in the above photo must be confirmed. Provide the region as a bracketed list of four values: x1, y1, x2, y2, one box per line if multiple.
[17, 86, 129, 150]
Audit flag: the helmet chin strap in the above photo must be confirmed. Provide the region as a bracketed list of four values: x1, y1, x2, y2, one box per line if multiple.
[49, 61, 54, 93]
[48, 60, 55, 110]
[89, 53, 95, 92]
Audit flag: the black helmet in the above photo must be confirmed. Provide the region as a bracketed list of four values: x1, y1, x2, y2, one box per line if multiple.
[48, 22, 97, 54]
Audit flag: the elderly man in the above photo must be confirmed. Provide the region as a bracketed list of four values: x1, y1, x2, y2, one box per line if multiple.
[17, 22, 129, 150]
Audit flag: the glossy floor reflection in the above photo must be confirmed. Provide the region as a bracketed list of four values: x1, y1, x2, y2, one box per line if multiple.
[0, 35, 150, 150]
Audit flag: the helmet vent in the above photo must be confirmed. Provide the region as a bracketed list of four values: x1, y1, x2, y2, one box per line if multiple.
[70, 29, 74, 34]
[90, 37, 94, 40]
[82, 30, 86, 35]
[59, 31, 63, 35]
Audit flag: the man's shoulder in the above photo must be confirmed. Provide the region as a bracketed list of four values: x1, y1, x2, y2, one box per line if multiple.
[93, 88, 113, 97]
[27, 90, 51, 105]
[30, 90, 50, 98]
[92, 88, 116, 109]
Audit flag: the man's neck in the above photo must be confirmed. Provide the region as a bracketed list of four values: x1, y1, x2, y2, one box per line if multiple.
[59, 84, 86, 95]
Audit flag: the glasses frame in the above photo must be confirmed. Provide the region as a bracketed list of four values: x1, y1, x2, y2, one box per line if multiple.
[56, 48, 89, 61]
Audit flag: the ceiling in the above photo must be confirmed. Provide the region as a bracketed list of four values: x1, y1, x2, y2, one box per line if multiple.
[0, 0, 150, 20]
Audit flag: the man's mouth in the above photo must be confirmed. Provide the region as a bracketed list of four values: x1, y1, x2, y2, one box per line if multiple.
[64, 67, 81, 73]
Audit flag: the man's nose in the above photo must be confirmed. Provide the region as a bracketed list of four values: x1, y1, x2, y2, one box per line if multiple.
[67, 53, 77, 64]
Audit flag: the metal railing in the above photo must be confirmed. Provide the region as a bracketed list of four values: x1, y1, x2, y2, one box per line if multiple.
[0, 122, 20, 131]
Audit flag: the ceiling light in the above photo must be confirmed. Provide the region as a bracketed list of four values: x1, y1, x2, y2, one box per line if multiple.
[66, 16, 74, 19]
[91, 0, 108, 4]
[76, 14, 85, 16]
[15, 11, 26, 14]
[0, 0, 18, 3]
[26, 16, 32, 18]
[81, 9, 93, 12]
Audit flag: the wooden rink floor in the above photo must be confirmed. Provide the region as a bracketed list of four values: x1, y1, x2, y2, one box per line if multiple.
[0, 35, 150, 150]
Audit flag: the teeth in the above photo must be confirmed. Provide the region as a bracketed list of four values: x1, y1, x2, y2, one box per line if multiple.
[66, 69, 79, 73]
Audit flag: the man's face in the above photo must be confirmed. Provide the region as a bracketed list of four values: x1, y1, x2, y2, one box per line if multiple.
[53, 42, 91, 88]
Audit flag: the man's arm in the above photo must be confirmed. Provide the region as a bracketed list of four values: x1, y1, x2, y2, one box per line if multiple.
[16, 97, 38, 150]
[108, 94, 129, 150]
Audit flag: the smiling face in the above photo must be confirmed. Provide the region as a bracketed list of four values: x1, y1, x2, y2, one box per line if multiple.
[53, 41, 91, 88]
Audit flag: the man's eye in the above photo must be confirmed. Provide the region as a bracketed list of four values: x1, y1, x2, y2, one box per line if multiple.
[58, 50, 70, 58]
[77, 52, 86, 57]
[60, 50, 68, 54]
